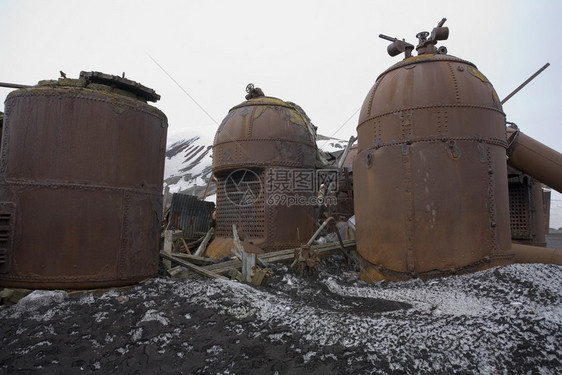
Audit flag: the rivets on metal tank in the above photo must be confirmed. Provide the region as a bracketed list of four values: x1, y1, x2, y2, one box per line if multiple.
[446, 140, 461, 160]
[401, 144, 410, 155]
[365, 152, 374, 169]
[478, 143, 487, 163]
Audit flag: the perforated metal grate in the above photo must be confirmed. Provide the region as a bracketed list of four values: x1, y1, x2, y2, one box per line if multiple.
[509, 183, 530, 238]
[215, 169, 265, 241]
[0, 203, 15, 271]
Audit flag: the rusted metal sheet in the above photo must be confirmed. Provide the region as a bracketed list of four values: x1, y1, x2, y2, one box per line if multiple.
[0, 73, 167, 289]
[168, 193, 215, 239]
[508, 166, 548, 247]
[212, 96, 318, 174]
[208, 89, 318, 254]
[354, 23, 513, 281]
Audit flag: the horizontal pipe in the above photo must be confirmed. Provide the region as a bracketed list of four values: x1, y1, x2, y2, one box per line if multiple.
[0, 82, 31, 89]
[512, 243, 562, 266]
[506, 127, 562, 194]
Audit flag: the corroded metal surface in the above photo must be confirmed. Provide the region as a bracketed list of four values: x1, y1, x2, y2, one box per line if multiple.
[209, 94, 318, 254]
[213, 96, 318, 174]
[354, 28, 513, 281]
[508, 166, 548, 247]
[0, 75, 167, 289]
[168, 193, 215, 239]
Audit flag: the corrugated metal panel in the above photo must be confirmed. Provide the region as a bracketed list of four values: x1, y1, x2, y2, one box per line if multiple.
[169, 193, 215, 238]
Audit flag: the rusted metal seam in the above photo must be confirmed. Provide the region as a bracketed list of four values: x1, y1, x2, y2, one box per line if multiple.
[375, 54, 476, 80]
[363, 251, 515, 280]
[3, 179, 162, 196]
[118, 191, 131, 280]
[215, 138, 317, 148]
[213, 160, 304, 170]
[365, 137, 508, 152]
[0, 101, 14, 175]
[366, 80, 381, 119]
[402, 146, 415, 272]
[357, 103, 505, 128]
[446, 61, 461, 103]
[6, 91, 166, 119]
[486, 146, 499, 251]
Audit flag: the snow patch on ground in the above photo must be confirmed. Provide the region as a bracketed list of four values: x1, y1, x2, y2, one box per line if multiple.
[14, 290, 68, 313]
[2, 259, 560, 373]
[140, 309, 170, 326]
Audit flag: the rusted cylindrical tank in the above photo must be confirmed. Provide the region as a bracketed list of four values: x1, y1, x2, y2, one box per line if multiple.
[208, 91, 318, 257]
[0, 72, 167, 289]
[354, 45, 513, 281]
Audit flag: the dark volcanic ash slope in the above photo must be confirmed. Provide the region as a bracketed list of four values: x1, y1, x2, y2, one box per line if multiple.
[1, 258, 561, 374]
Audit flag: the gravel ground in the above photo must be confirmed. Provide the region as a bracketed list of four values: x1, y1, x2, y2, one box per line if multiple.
[1, 251, 561, 374]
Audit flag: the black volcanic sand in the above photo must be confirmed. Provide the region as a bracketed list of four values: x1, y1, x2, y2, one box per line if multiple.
[1, 255, 561, 374]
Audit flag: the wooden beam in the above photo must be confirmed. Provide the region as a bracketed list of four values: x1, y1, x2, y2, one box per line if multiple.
[200, 240, 356, 276]
[159, 251, 229, 280]
[193, 227, 214, 257]
[180, 237, 191, 255]
[169, 253, 219, 266]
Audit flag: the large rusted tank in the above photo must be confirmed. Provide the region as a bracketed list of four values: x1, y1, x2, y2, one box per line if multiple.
[0, 72, 167, 289]
[354, 20, 513, 281]
[207, 85, 318, 257]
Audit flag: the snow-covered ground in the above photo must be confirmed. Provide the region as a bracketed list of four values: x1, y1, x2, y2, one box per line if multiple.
[1, 258, 561, 374]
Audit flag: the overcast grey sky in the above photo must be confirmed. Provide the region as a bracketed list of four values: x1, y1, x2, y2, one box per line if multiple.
[1, 0, 560, 146]
[2, 0, 561, 221]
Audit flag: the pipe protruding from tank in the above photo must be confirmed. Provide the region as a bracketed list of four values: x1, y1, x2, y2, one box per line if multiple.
[512, 243, 562, 266]
[506, 124, 562, 194]
[245, 83, 265, 100]
[380, 18, 449, 58]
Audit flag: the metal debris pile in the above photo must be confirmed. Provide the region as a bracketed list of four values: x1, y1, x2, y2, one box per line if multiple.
[159, 193, 358, 286]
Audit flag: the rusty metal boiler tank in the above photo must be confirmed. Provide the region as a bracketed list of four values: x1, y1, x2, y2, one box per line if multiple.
[353, 21, 513, 281]
[208, 85, 318, 257]
[0, 72, 167, 289]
